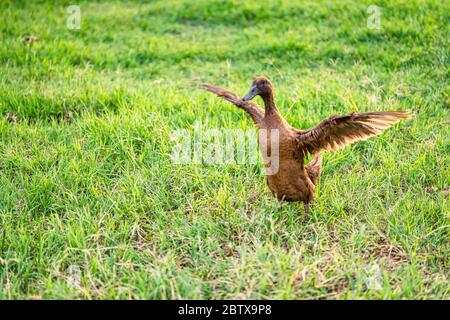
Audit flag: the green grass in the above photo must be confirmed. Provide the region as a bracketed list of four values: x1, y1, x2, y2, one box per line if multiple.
[0, 0, 449, 299]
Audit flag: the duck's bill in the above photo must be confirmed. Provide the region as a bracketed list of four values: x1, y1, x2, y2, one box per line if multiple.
[242, 85, 258, 101]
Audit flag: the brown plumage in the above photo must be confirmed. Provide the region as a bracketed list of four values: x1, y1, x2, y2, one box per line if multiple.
[201, 77, 410, 220]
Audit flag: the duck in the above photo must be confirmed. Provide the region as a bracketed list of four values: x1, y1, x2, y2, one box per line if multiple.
[200, 77, 410, 220]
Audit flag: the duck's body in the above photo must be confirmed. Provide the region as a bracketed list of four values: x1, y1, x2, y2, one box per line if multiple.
[201, 77, 409, 219]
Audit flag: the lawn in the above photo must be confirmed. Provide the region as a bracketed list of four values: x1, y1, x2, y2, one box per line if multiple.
[0, 0, 448, 299]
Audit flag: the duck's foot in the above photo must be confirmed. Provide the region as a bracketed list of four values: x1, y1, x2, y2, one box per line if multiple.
[304, 203, 310, 222]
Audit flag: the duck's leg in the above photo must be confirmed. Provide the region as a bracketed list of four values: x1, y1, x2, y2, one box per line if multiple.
[304, 203, 310, 221]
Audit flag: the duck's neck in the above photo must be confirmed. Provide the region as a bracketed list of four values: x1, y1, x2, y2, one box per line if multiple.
[261, 91, 278, 116]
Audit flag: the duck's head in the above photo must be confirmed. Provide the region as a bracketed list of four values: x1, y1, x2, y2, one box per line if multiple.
[242, 76, 273, 101]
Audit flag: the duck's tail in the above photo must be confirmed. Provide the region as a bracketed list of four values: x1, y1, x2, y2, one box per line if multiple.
[306, 154, 322, 185]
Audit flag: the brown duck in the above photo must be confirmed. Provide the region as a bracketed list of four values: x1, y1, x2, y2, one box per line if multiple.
[201, 77, 409, 219]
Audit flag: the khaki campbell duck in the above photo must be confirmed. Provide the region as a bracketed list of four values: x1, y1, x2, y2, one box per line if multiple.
[201, 77, 410, 220]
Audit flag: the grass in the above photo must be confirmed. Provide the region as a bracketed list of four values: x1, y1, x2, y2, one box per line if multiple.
[0, 0, 448, 299]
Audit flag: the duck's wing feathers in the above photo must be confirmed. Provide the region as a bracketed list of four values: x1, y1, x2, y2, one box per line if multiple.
[295, 111, 410, 157]
[200, 84, 264, 124]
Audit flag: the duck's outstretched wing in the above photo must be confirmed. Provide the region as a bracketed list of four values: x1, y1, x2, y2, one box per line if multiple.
[200, 84, 264, 124]
[295, 111, 410, 157]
